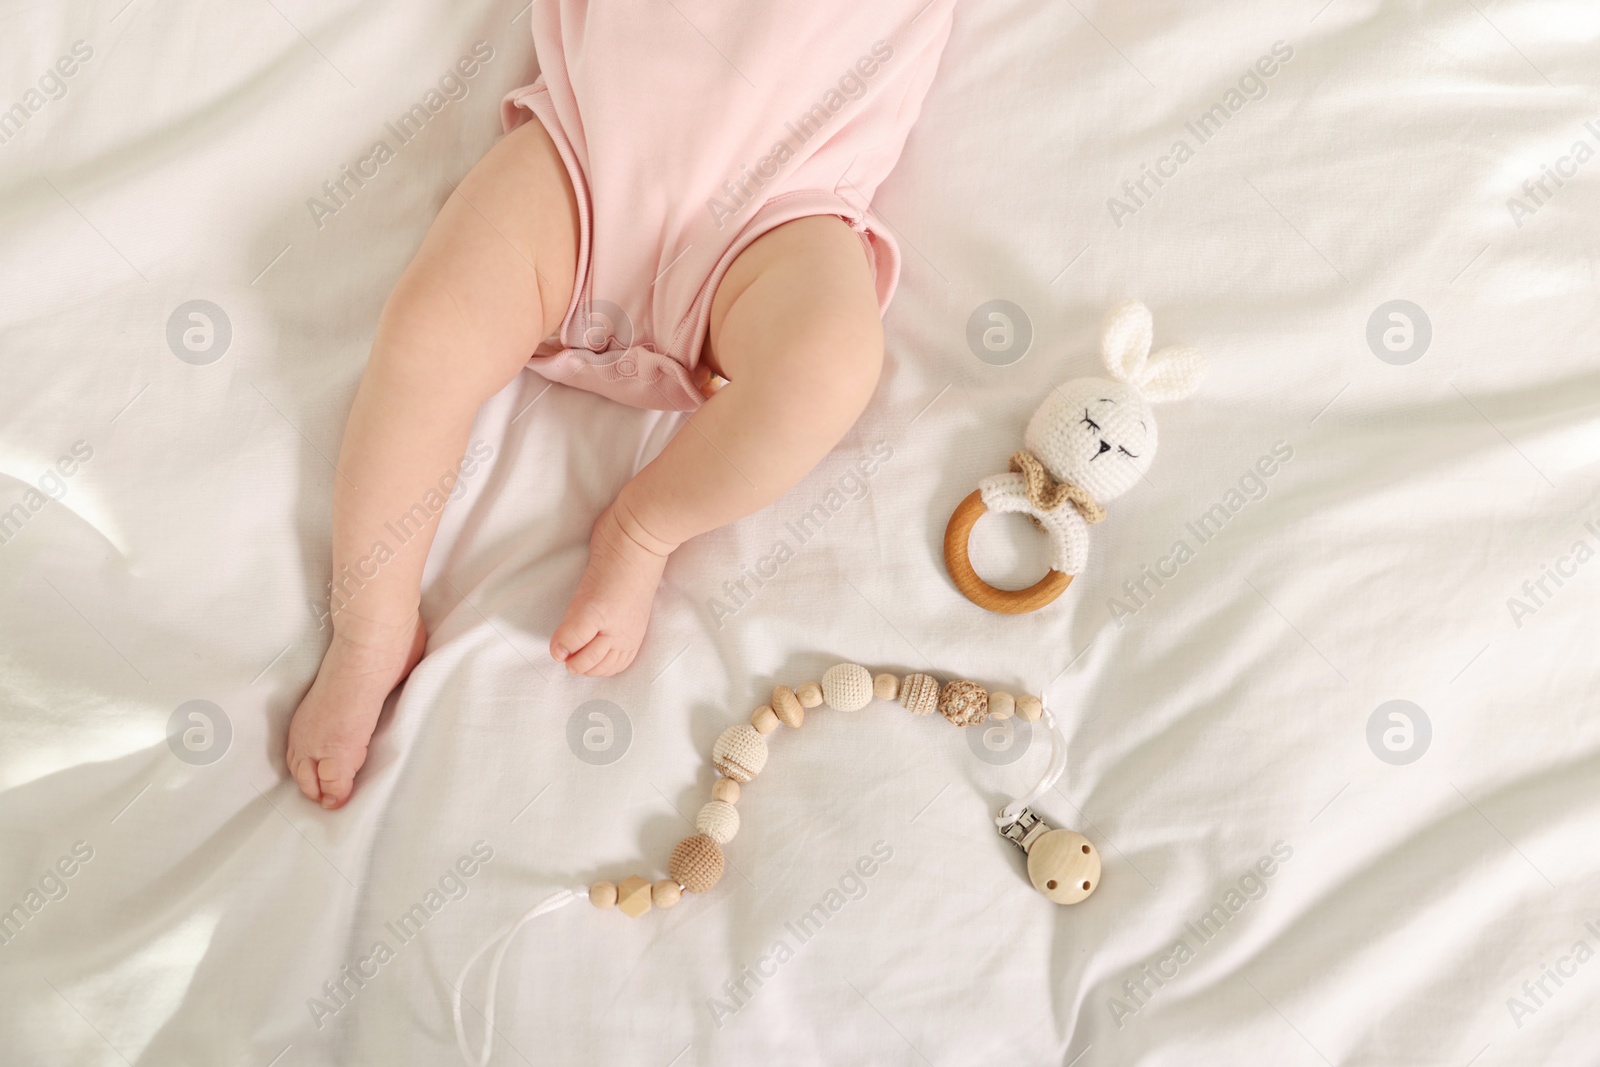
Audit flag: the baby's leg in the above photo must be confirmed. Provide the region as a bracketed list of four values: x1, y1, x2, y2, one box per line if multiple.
[552, 215, 884, 675]
[286, 118, 579, 807]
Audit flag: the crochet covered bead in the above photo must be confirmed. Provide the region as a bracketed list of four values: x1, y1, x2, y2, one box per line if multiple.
[696, 799, 740, 844]
[670, 833, 725, 893]
[898, 672, 939, 716]
[771, 686, 805, 728]
[822, 663, 873, 711]
[938, 680, 989, 726]
[712, 724, 768, 782]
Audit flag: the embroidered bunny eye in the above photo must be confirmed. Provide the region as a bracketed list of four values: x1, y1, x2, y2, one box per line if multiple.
[1117, 445, 1139, 459]
[1080, 409, 1101, 432]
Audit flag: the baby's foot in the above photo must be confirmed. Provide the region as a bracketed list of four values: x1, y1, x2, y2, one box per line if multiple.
[551, 501, 673, 676]
[285, 617, 426, 809]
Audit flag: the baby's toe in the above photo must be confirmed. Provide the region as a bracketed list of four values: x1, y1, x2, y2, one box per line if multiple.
[315, 757, 357, 810]
[564, 634, 615, 675]
[580, 642, 638, 678]
[595, 645, 636, 677]
[551, 603, 604, 665]
[593, 647, 625, 676]
[288, 749, 322, 804]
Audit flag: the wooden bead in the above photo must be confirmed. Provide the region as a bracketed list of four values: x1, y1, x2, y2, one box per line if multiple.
[1026, 830, 1099, 905]
[898, 672, 939, 716]
[652, 879, 682, 909]
[771, 686, 805, 728]
[696, 799, 740, 843]
[617, 875, 653, 917]
[938, 680, 989, 726]
[872, 673, 899, 701]
[822, 663, 873, 711]
[1016, 695, 1043, 722]
[795, 682, 823, 708]
[712, 777, 740, 804]
[989, 691, 1015, 720]
[751, 704, 780, 734]
[589, 881, 618, 909]
[669, 834, 725, 893]
[712, 724, 768, 782]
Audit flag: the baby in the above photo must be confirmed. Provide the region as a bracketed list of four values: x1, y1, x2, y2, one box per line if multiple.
[286, 2, 957, 808]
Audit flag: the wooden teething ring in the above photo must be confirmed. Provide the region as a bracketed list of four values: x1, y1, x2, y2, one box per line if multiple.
[943, 490, 1072, 614]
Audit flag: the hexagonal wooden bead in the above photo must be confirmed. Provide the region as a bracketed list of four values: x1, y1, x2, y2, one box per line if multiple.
[617, 875, 653, 918]
[751, 704, 780, 734]
[589, 881, 618, 909]
[696, 799, 740, 844]
[712, 777, 740, 804]
[822, 663, 873, 711]
[652, 879, 683, 909]
[795, 682, 824, 708]
[938, 680, 989, 726]
[872, 673, 899, 701]
[989, 691, 1015, 720]
[669, 834, 725, 893]
[712, 724, 768, 782]
[1016, 695, 1043, 722]
[898, 672, 939, 716]
[771, 686, 805, 728]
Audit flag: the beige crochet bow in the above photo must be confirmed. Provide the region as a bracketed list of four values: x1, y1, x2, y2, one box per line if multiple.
[1009, 450, 1106, 524]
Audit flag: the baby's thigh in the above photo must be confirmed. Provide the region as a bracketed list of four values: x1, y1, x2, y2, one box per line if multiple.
[379, 118, 581, 388]
[703, 215, 884, 392]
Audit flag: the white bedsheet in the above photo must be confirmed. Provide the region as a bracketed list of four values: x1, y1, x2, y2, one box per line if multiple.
[3, 1, 1598, 1064]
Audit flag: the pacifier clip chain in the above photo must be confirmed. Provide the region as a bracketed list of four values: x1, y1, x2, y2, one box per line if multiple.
[453, 663, 1098, 1067]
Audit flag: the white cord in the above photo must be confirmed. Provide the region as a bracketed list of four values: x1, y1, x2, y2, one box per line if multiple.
[453, 885, 588, 1067]
[996, 700, 1069, 827]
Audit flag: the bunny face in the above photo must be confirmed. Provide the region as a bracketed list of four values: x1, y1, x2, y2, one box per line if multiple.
[1025, 377, 1157, 503]
[1013, 300, 1207, 509]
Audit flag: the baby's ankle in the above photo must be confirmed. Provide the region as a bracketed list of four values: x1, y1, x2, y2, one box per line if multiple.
[607, 491, 679, 559]
[328, 608, 422, 655]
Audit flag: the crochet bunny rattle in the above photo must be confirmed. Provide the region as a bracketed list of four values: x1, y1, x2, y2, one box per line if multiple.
[945, 301, 1206, 614]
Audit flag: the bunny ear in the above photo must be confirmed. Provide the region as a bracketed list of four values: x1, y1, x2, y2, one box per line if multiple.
[1136, 345, 1207, 403]
[1100, 300, 1153, 383]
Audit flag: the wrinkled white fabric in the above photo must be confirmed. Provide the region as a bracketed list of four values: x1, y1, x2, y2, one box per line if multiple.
[2, 2, 1596, 1066]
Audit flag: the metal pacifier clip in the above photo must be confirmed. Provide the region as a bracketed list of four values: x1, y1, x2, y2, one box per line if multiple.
[994, 701, 1099, 905]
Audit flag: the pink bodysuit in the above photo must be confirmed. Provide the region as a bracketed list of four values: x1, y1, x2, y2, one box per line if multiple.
[502, 1, 957, 411]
